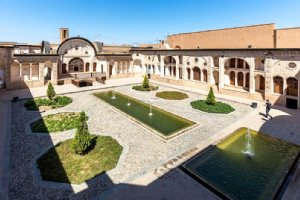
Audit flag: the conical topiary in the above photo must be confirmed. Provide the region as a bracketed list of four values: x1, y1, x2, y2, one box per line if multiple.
[47, 82, 56, 100]
[206, 87, 216, 105]
[71, 112, 92, 155]
[142, 75, 150, 88]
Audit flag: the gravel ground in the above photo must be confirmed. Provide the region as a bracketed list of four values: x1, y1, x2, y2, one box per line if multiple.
[9, 85, 251, 199]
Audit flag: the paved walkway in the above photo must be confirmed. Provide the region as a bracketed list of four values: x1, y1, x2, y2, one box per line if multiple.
[1, 77, 300, 199]
[8, 84, 251, 199]
[0, 100, 11, 200]
[95, 80, 300, 200]
[0, 77, 141, 200]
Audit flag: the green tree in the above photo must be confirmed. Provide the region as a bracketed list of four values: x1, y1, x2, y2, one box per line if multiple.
[71, 112, 92, 155]
[206, 87, 216, 105]
[142, 75, 150, 88]
[47, 82, 56, 100]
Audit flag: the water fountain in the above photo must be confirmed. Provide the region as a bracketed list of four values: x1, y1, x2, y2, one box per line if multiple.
[243, 128, 254, 158]
[182, 127, 300, 200]
[149, 104, 153, 116]
[111, 91, 116, 99]
[127, 98, 131, 106]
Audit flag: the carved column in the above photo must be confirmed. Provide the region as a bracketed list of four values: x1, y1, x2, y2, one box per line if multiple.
[51, 62, 58, 84]
[19, 63, 22, 77]
[113, 61, 117, 75]
[247, 57, 255, 93]
[191, 68, 194, 81]
[175, 64, 179, 80]
[208, 57, 214, 84]
[182, 65, 186, 80]
[160, 56, 165, 77]
[39, 63, 45, 82]
[29, 63, 32, 80]
[218, 57, 226, 89]
[264, 58, 273, 94]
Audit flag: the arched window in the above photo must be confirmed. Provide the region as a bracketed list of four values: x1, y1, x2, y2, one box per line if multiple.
[203, 69, 208, 82]
[245, 73, 250, 88]
[173, 66, 176, 77]
[237, 59, 244, 68]
[286, 77, 298, 96]
[213, 71, 219, 85]
[164, 56, 176, 64]
[237, 72, 244, 86]
[259, 76, 265, 90]
[245, 62, 250, 69]
[69, 58, 84, 72]
[213, 56, 219, 67]
[62, 63, 67, 74]
[187, 68, 191, 79]
[85, 62, 90, 72]
[273, 76, 283, 94]
[93, 62, 97, 72]
[230, 71, 235, 85]
[193, 67, 201, 81]
[229, 59, 235, 68]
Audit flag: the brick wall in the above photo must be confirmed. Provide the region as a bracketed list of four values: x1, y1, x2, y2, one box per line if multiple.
[166, 24, 275, 49]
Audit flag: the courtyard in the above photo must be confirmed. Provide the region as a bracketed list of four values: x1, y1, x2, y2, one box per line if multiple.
[0, 77, 299, 199]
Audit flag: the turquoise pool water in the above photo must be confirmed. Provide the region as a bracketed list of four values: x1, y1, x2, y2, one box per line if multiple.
[93, 91, 195, 137]
[183, 128, 300, 200]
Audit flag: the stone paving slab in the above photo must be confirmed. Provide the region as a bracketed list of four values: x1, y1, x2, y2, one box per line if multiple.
[0, 100, 11, 200]
[8, 83, 252, 199]
[3, 78, 300, 199]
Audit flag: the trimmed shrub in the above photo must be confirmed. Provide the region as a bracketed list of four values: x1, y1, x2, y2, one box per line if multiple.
[78, 111, 88, 124]
[132, 85, 159, 91]
[206, 87, 216, 105]
[47, 83, 56, 100]
[191, 100, 235, 114]
[25, 98, 52, 110]
[24, 96, 72, 110]
[155, 91, 189, 100]
[71, 112, 92, 155]
[132, 75, 158, 91]
[52, 96, 73, 108]
[142, 75, 150, 88]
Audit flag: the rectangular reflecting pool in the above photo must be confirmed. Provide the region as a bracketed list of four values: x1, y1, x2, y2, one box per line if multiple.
[182, 128, 300, 200]
[93, 91, 196, 138]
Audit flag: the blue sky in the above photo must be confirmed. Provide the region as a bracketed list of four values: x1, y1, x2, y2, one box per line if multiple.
[1, 0, 300, 45]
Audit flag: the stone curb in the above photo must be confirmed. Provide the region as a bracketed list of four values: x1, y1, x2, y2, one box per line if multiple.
[27, 108, 130, 193]
[89, 91, 200, 142]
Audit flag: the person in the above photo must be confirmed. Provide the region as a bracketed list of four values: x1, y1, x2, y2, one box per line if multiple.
[265, 99, 272, 119]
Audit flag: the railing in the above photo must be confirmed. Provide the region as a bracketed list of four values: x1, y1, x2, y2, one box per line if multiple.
[59, 72, 105, 79]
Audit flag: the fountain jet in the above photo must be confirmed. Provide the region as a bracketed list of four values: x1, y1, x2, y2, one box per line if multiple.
[149, 104, 153, 116]
[243, 128, 254, 158]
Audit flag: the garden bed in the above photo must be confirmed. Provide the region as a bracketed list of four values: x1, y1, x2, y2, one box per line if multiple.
[37, 136, 123, 184]
[132, 85, 159, 91]
[190, 100, 235, 114]
[156, 91, 188, 100]
[24, 96, 72, 111]
[31, 112, 87, 133]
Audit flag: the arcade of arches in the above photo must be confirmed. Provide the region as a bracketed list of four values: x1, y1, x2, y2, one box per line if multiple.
[4, 39, 300, 109]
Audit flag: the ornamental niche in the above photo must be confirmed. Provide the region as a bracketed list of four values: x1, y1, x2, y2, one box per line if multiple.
[57, 38, 96, 57]
[288, 62, 297, 69]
